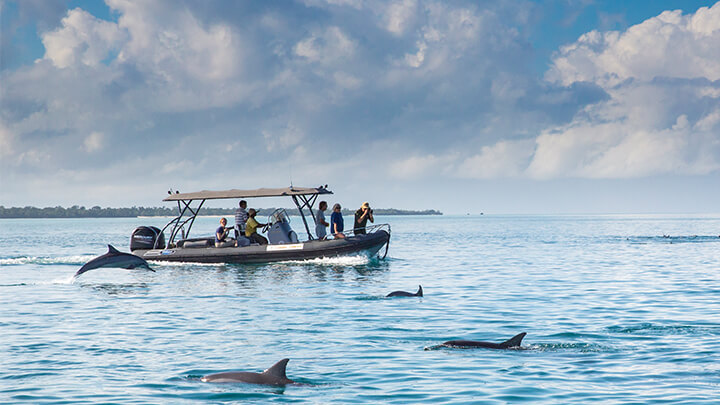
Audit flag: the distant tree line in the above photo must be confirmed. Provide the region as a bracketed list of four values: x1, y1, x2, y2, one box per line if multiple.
[0, 206, 442, 218]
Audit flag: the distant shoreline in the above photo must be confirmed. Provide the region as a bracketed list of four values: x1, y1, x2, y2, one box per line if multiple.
[0, 206, 442, 218]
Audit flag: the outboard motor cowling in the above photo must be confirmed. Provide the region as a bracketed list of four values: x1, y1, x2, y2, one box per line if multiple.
[130, 226, 165, 250]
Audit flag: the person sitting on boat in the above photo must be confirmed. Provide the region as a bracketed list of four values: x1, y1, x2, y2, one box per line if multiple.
[353, 201, 374, 235]
[315, 201, 329, 240]
[245, 208, 269, 245]
[234, 200, 249, 238]
[330, 203, 346, 239]
[215, 217, 231, 247]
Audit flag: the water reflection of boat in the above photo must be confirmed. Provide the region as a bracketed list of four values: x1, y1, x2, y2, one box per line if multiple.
[129, 186, 390, 264]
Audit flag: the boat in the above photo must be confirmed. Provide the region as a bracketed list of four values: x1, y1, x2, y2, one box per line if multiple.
[129, 186, 390, 264]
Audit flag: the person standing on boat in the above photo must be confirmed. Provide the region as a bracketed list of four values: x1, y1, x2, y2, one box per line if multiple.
[330, 203, 346, 239]
[315, 201, 329, 240]
[215, 217, 230, 247]
[234, 200, 248, 238]
[353, 202, 374, 235]
[245, 208, 268, 245]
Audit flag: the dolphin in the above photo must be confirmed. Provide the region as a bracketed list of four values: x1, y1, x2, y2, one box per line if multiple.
[75, 245, 154, 277]
[387, 285, 423, 297]
[436, 332, 527, 350]
[201, 358, 295, 385]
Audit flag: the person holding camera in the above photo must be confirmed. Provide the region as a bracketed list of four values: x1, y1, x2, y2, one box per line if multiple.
[353, 202, 374, 235]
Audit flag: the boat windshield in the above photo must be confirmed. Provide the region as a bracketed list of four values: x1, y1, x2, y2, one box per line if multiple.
[267, 208, 291, 226]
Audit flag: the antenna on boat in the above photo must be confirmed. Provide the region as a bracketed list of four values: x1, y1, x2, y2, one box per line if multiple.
[289, 164, 294, 189]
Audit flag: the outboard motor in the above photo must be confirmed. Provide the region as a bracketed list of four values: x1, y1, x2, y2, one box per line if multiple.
[266, 209, 299, 244]
[130, 226, 165, 250]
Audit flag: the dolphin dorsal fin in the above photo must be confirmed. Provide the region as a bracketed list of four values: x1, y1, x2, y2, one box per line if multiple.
[108, 245, 120, 254]
[500, 332, 526, 348]
[263, 359, 289, 378]
[416, 285, 423, 297]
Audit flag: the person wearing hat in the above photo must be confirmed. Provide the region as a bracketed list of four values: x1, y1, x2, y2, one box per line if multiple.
[353, 202, 374, 235]
[245, 208, 268, 245]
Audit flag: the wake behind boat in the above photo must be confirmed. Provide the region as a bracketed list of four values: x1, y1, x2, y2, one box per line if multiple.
[129, 186, 390, 264]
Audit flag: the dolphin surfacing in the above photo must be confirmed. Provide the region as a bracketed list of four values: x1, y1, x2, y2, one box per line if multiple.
[75, 245, 154, 277]
[387, 285, 423, 297]
[438, 332, 527, 350]
[201, 359, 295, 385]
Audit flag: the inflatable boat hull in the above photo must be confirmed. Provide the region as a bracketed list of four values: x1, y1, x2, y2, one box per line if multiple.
[131, 230, 389, 264]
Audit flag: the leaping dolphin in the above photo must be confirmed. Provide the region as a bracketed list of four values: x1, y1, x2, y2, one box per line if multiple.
[75, 245, 154, 277]
[435, 332, 527, 350]
[387, 285, 423, 297]
[201, 358, 295, 385]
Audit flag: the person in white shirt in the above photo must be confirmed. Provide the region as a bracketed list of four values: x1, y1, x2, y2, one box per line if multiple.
[315, 201, 329, 239]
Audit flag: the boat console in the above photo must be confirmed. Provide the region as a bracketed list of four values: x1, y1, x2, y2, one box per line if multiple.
[266, 209, 299, 244]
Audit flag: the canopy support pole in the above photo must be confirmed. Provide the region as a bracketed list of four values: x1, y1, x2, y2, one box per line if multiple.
[183, 199, 204, 240]
[166, 199, 204, 245]
[292, 195, 314, 240]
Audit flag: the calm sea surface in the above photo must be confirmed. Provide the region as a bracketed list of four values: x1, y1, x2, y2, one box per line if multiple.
[1, 214, 719, 404]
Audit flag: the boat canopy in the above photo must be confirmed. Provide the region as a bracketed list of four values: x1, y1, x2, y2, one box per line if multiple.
[159, 185, 333, 244]
[164, 186, 332, 201]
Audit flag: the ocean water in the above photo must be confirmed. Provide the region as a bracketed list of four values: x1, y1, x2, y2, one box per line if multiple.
[1, 214, 719, 404]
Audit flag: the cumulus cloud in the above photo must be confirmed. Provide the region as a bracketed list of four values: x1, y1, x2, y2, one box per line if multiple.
[384, 0, 418, 35]
[107, 0, 240, 82]
[546, 3, 720, 86]
[526, 81, 720, 179]
[526, 2, 720, 179]
[42, 8, 127, 69]
[3, 0, 719, 209]
[458, 140, 535, 179]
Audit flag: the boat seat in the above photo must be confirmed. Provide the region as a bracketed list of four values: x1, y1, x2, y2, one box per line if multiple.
[177, 238, 213, 248]
[215, 240, 236, 248]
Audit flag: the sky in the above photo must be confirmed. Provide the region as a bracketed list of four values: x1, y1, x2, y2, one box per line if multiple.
[1, 0, 719, 214]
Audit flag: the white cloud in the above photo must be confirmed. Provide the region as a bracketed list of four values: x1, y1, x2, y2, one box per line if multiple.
[384, 0, 418, 35]
[389, 154, 453, 179]
[83, 131, 104, 153]
[42, 8, 127, 68]
[262, 124, 305, 152]
[4, 0, 720, 211]
[109, 0, 239, 83]
[399, 3, 484, 71]
[546, 3, 720, 87]
[404, 40, 427, 68]
[294, 26, 356, 65]
[458, 140, 535, 179]
[530, 2, 720, 179]
[526, 84, 720, 179]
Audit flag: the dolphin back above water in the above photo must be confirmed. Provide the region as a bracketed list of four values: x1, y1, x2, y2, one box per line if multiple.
[387, 285, 423, 297]
[438, 332, 527, 350]
[201, 358, 295, 385]
[75, 245, 154, 277]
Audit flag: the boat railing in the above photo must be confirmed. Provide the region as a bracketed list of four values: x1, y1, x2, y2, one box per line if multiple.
[336, 223, 391, 238]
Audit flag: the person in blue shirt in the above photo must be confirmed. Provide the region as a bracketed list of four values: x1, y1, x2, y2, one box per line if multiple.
[330, 203, 346, 239]
[215, 217, 230, 247]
